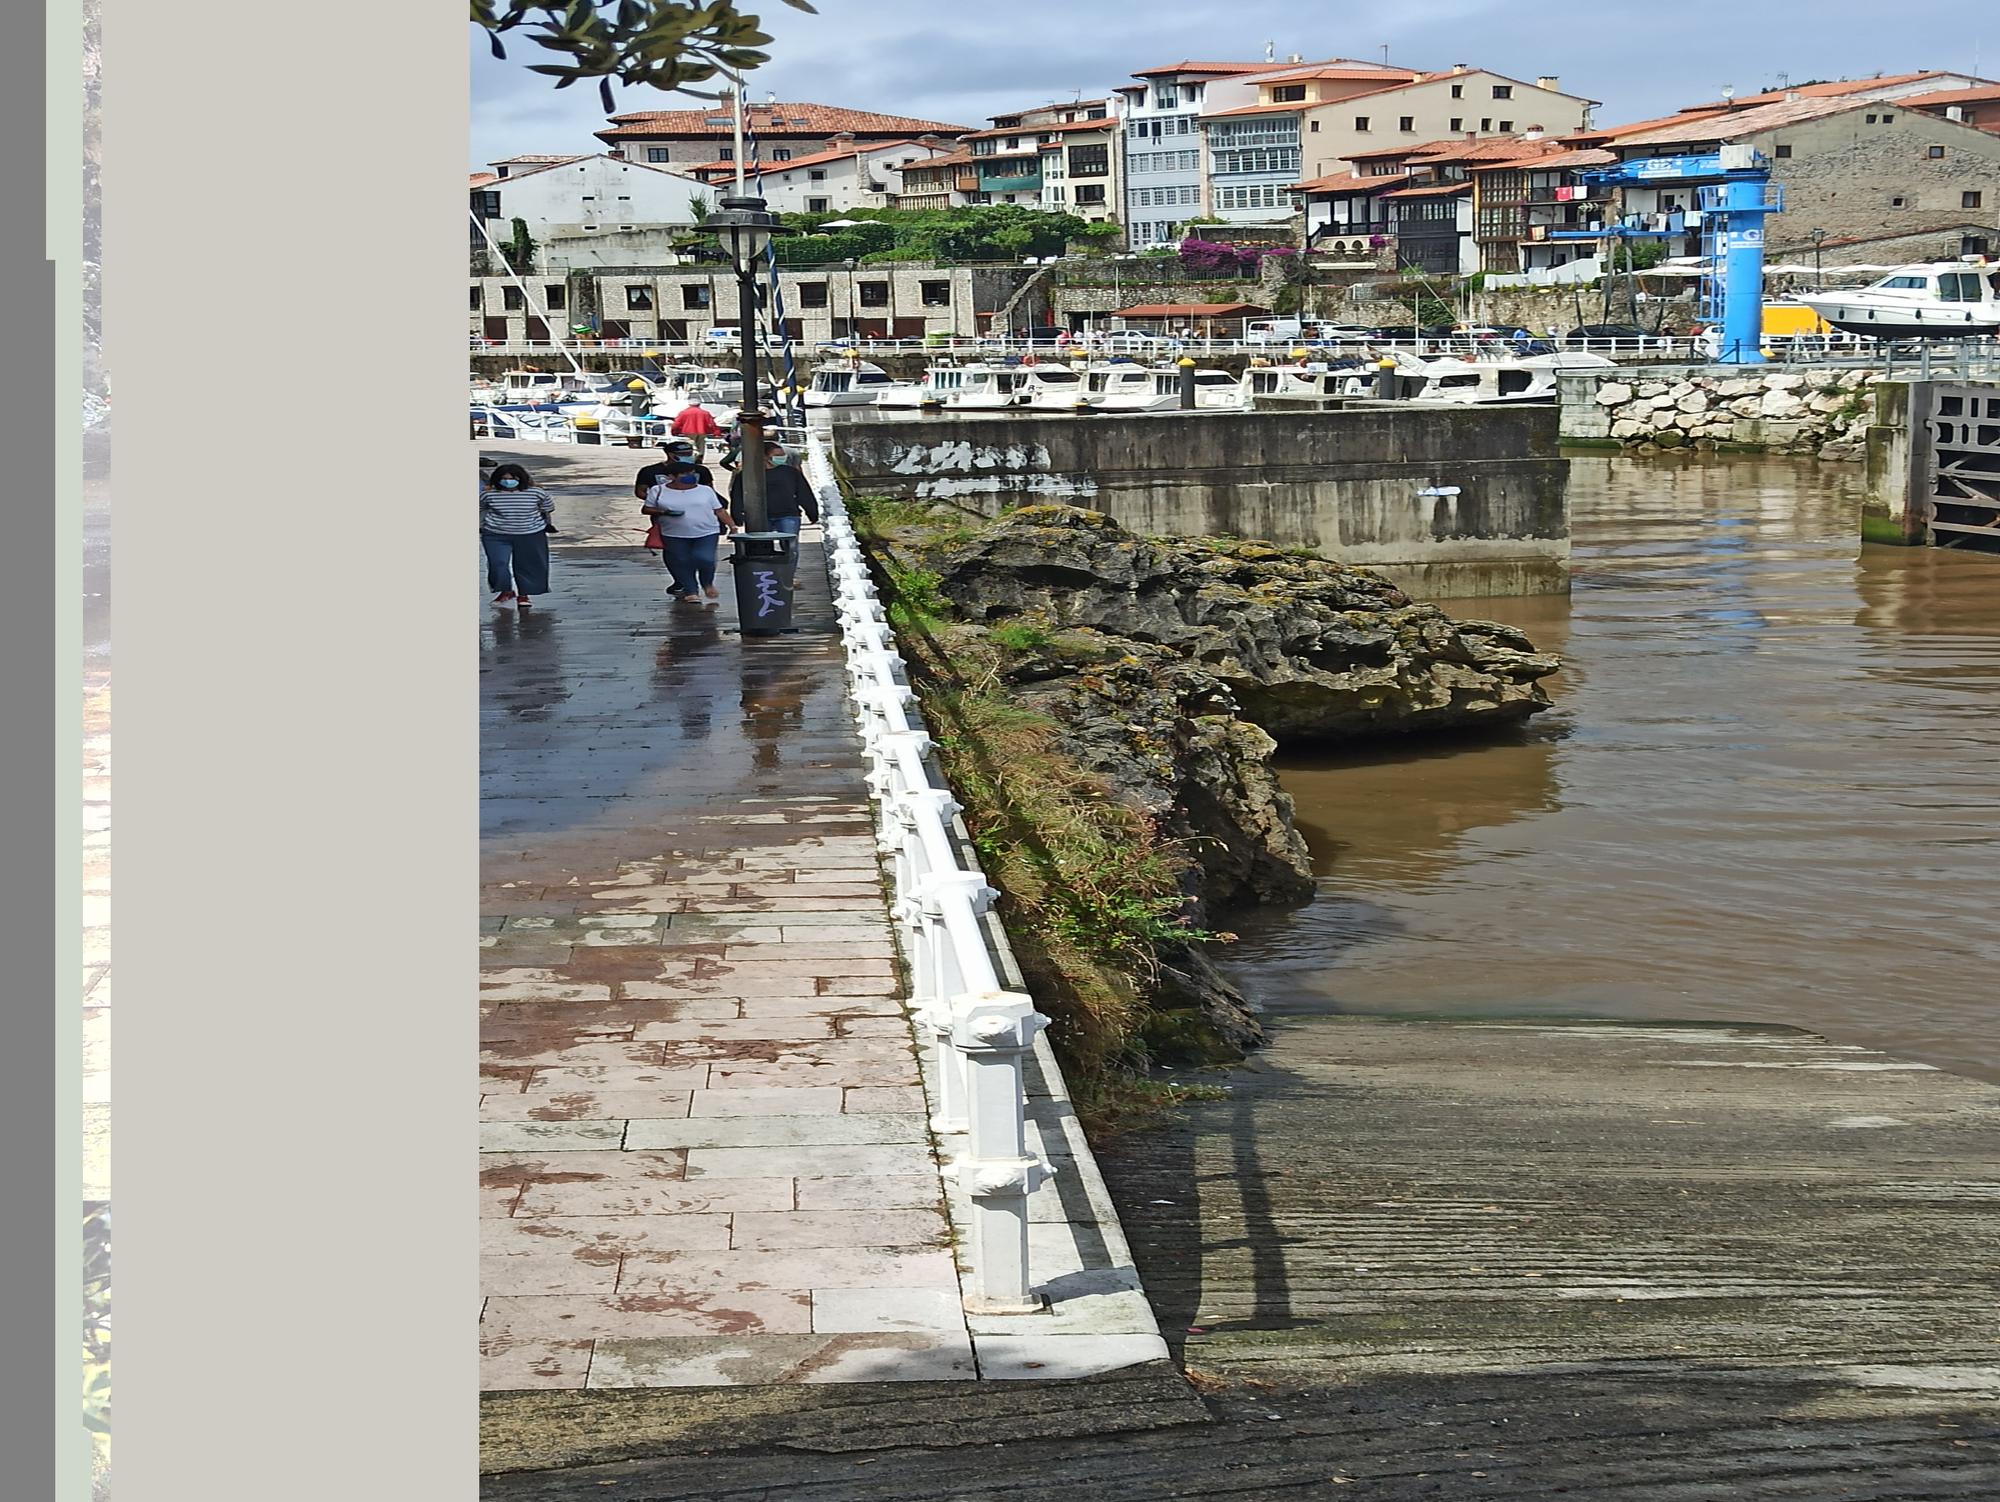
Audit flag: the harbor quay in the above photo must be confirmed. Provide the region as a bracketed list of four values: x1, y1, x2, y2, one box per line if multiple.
[479, 436, 2000, 1497]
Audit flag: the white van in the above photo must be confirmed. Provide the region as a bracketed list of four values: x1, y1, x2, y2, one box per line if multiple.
[1243, 318, 1305, 345]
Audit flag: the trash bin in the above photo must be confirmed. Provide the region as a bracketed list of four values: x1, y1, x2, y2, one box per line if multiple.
[729, 531, 796, 634]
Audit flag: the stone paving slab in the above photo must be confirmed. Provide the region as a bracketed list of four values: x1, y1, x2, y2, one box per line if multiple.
[479, 449, 1166, 1400]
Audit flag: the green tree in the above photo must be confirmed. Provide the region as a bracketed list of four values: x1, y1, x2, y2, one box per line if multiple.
[472, 0, 817, 111]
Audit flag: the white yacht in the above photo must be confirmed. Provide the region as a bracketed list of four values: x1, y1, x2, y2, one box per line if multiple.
[1390, 349, 1616, 404]
[1795, 259, 2000, 338]
[1083, 365, 1173, 411]
[1016, 365, 1091, 409]
[926, 364, 1030, 410]
[1242, 365, 1376, 407]
[804, 362, 908, 408]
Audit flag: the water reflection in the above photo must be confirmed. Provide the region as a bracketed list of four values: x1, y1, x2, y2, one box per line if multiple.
[1226, 453, 2000, 1083]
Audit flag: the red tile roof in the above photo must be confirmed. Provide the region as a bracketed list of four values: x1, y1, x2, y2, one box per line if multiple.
[758, 138, 936, 171]
[1901, 83, 2000, 107]
[596, 103, 970, 140]
[1294, 169, 1412, 193]
[1680, 71, 1972, 112]
[470, 172, 498, 190]
[1604, 93, 1894, 147]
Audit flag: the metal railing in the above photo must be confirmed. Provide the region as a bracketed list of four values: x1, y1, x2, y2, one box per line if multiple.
[795, 426, 1054, 1313]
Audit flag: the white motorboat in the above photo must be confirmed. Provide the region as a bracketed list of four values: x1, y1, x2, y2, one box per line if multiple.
[1243, 364, 1375, 407]
[926, 363, 1029, 410]
[804, 362, 908, 408]
[1795, 259, 2000, 339]
[1390, 348, 1616, 404]
[1016, 365, 1091, 409]
[1082, 365, 1173, 411]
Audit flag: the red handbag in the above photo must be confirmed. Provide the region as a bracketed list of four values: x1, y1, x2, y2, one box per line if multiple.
[641, 518, 663, 550]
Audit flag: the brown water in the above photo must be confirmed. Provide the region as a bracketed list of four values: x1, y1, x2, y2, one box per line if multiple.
[1225, 453, 2000, 1083]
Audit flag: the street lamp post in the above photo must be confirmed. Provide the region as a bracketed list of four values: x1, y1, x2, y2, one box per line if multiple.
[843, 256, 857, 342]
[706, 190, 795, 635]
[707, 192, 777, 534]
[1807, 226, 1827, 289]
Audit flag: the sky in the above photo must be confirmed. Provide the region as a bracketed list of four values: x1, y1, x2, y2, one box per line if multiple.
[470, 0, 1987, 167]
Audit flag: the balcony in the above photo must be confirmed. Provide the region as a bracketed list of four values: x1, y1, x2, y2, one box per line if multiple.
[1525, 185, 1593, 204]
[979, 171, 1043, 193]
[954, 172, 980, 192]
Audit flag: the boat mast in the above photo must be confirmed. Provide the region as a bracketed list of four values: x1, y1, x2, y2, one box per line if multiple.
[471, 208, 586, 380]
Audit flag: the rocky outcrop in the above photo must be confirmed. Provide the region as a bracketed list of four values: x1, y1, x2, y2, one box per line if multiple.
[931, 505, 1560, 741]
[880, 503, 1559, 1065]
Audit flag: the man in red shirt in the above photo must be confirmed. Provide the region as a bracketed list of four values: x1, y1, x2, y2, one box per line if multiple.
[669, 403, 724, 442]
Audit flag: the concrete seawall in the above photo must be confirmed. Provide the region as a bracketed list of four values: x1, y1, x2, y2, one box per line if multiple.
[834, 407, 1569, 599]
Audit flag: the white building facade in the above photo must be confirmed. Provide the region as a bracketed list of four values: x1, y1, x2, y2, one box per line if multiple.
[472, 154, 709, 246]
[1117, 62, 1291, 246]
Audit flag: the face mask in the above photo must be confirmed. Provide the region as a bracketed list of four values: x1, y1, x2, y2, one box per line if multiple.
[769, 453, 789, 466]
[498, 477, 520, 489]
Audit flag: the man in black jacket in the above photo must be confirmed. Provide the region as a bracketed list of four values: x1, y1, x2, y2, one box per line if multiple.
[728, 440, 819, 580]
[634, 437, 713, 500]
[728, 441, 819, 530]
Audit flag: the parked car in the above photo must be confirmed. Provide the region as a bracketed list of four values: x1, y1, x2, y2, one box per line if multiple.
[1096, 331, 1159, 352]
[1244, 317, 1307, 345]
[1368, 325, 1419, 342]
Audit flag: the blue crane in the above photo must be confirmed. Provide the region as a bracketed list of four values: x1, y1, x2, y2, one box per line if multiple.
[1552, 145, 1782, 364]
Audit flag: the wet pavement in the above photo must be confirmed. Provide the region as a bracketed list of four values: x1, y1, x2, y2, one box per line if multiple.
[477, 487, 984, 1388]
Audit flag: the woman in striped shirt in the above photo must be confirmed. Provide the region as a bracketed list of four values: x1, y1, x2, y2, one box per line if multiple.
[479, 462, 555, 606]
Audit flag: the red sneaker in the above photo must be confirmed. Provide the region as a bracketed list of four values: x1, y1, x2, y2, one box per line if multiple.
[493, 591, 516, 603]
[516, 596, 533, 608]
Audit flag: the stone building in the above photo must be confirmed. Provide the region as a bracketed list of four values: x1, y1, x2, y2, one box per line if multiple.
[469, 264, 1036, 344]
[1594, 94, 2000, 262]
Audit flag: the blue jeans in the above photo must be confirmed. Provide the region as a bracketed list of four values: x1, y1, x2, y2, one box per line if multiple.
[771, 514, 801, 582]
[482, 530, 549, 596]
[660, 532, 720, 596]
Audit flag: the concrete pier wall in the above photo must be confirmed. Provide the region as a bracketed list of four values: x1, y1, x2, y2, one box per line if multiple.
[834, 407, 1569, 599]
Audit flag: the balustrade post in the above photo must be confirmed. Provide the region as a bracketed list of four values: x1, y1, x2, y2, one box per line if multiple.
[950, 990, 1053, 1312]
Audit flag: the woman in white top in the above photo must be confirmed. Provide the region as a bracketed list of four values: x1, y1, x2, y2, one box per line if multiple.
[641, 461, 734, 604]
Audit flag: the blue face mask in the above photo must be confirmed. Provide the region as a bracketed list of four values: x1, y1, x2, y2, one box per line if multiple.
[770, 453, 789, 466]
[498, 477, 520, 489]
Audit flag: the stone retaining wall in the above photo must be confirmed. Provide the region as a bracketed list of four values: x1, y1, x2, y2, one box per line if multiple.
[1559, 367, 1883, 461]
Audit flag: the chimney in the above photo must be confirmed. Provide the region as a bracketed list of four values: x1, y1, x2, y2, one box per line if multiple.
[1452, 63, 1469, 74]
[1784, 89, 1802, 102]
[1522, 124, 1546, 141]
[1947, 104, 1966, 121]
[832, 130, 856, 145]
[1536, 75, 1559, 91]
[1288, 52, 1302, 63]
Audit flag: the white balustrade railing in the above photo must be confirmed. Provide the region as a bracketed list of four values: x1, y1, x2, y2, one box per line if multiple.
[793, 425, 1054, 1313]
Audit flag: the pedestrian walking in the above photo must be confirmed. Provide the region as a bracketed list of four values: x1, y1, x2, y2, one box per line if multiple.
[729, 440, 819, 579]
[480, 461, 555, 607]
[633, 437, 713, 498]
[670, 402, 725, 444]
[642, 462, 734, 605]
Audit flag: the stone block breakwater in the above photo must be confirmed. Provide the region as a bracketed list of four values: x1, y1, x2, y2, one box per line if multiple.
[1560, 367, 1886, 460]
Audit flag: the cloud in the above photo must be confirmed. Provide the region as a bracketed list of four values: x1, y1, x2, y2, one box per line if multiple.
[470, 0, 1968, 166]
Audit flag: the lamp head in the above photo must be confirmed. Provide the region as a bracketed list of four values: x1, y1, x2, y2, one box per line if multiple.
[709, 194, 776, 274]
